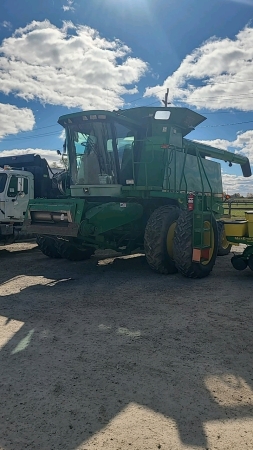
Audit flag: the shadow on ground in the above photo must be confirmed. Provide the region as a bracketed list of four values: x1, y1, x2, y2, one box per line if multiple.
[0, 246, 253, 449]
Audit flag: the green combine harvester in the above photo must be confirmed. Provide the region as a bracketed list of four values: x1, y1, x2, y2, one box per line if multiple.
[23, 102, 251, 278]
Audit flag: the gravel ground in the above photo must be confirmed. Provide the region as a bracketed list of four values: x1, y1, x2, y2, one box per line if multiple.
[0, 242, 253, 450]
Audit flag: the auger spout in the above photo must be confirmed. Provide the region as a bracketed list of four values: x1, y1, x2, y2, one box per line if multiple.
[184, 138, 252, 177]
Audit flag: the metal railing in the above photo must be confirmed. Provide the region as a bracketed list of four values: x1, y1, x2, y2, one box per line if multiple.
[223, 199, 253, 218]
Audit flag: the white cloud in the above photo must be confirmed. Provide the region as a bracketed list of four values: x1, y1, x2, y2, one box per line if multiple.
[228, 0, 253, 4]
[222, 173, 253, 195]
[0, 149, 63, 167]
[62, 0, 75, 11]
[196, 138, 232, 151]
[1, 21, 12, 30]
[0, 20, 148, 110]
[59, 129, 66, 141]
[145, 26, 253, 111]
[0, 103, 35, 139]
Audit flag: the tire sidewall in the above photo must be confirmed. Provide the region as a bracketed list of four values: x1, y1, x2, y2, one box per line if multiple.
[160, 207, 181, 266]
[217, 221, 232, 256]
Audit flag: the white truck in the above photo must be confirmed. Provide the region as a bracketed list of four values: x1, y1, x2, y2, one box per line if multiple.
[0, 154, 66, 245]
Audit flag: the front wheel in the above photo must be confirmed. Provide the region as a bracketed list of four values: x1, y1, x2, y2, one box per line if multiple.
[173, 210, 218, 279]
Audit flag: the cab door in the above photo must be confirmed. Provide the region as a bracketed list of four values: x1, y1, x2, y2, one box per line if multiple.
[5, 175, 30, 221]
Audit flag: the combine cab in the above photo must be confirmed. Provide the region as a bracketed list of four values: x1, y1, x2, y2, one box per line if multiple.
[23, 104, 251, 278]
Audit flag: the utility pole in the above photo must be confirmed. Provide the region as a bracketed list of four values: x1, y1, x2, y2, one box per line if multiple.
[162, 88, 170, 107]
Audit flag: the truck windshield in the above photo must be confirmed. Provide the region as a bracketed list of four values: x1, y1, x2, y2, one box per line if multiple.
[0, 173, 7, 193]
[65, 120, 135, 185]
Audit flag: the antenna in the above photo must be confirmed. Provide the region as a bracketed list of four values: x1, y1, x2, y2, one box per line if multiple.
[162, 88, 171, 107]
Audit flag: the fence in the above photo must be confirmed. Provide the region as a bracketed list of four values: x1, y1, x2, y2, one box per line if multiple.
[223, 199, 253, 218]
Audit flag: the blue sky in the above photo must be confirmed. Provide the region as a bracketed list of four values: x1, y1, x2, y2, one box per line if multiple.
[0, 0, 253, 193]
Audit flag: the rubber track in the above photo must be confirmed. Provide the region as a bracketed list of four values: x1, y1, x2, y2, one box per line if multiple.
[173, 210, 218, 279]
[144, 205, 180, 274]
[36, 235, 62, 259]
[55, 239, 94, 261]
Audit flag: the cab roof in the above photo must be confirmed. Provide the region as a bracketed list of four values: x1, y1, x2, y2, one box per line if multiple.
[58, 106, 206, 137]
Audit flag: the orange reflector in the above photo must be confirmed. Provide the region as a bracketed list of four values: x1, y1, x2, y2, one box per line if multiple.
[192, 248, 210, 262]
[201, 248, 210, 260]
[192, 248, 201, 262]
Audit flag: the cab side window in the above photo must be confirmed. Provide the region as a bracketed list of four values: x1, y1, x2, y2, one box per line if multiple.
[7, 176, 18, 197]
[18, 177, 28, 194]
[7, 176, 29, 197]
[23, 178, 28, 194]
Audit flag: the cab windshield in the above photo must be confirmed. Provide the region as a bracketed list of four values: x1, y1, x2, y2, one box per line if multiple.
[65, 119, 135, 185]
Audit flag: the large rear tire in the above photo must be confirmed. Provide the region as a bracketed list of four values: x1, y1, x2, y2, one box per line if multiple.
[217, 221, 232, 256]
[36, 235, 62, 259]
[144, 205, 180, 274]
[173, 210, 218, 278]
[55, 239, 95, 261]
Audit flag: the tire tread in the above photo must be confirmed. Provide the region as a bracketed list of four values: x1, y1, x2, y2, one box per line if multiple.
[173, 210, 218, 279]
[36, 235, 62, 259]
[144, 205, 180, 274]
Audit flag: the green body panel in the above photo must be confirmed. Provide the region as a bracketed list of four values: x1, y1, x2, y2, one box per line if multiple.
[24, 197, 144, 250]
[135, 138, 166, 188]
[23, 105, 251, 256]
[165, 150, 222, 194]
[24, 198, 85, 218]
[82, 202, 143, 235]
[23, 198, 87, 237]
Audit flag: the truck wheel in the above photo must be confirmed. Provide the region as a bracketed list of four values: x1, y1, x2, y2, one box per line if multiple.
[144, 205, 180, 274]
[36, 235, 62, 259]
[217, 221, 232, 256]
[55, 239, 95, 261]
[173, 210, 218, 278]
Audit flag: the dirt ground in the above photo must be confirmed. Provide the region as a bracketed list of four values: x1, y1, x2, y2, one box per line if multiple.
[0, 242, 253, 450]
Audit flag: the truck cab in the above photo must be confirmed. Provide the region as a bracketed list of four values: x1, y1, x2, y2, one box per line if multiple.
[0, 168, 34, 237]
